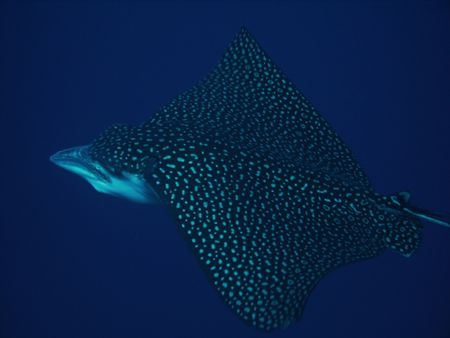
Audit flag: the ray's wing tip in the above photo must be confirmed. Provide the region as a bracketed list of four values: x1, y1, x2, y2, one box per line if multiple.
[237, 25, 252, 38]
[239, 25, 249, 33]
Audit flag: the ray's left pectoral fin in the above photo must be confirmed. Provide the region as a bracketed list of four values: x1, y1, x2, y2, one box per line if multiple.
[144, 145, 321, 330]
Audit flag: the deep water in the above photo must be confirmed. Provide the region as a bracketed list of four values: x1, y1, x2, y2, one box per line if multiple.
[2, 1, 450, 338]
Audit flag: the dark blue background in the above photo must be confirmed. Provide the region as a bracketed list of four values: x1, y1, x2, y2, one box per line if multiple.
[2, 1, 449, 337]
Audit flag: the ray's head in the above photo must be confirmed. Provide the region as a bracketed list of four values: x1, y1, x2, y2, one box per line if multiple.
[50, 124, 160, 204]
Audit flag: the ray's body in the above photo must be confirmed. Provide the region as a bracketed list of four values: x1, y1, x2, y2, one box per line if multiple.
[51, 28, 448, 331]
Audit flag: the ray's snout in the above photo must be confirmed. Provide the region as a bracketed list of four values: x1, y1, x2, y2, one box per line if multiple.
[49, 145, 99, 180]
[50, 145, 91, 166]
[50, 145, 90, 169]
[50, 144, 159, 204]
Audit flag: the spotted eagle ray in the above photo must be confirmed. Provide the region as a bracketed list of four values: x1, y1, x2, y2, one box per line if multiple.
[50, 27, 449, 331]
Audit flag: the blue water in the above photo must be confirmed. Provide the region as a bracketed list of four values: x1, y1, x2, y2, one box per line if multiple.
[2, 1, 450, 338]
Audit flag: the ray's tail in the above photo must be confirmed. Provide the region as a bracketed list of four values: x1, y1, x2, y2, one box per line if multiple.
[402, 205, 450, 228]
[390, 192, 450, 228]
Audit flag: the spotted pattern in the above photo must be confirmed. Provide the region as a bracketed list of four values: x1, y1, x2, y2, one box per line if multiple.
[88, 28, 424, 330]
[90, 125, 152, 174]
[146, 141, 398, 330]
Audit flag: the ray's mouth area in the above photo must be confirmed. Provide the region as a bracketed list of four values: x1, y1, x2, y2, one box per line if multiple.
[50, 145, 111, 183]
